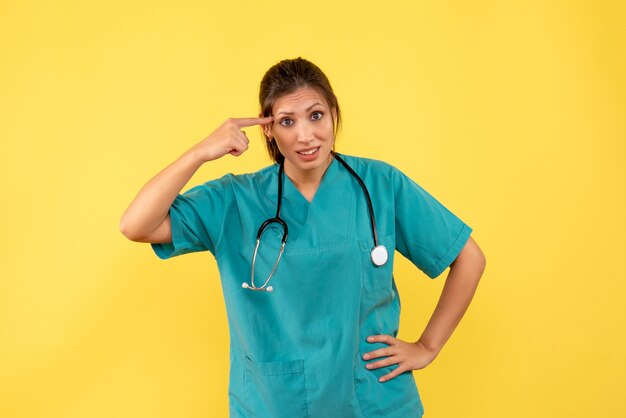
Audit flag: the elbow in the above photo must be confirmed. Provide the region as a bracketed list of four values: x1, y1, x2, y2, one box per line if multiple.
[119, 215, 140, 241]
[470, 242, 487, 277]
[474, 245, 487, 273]
[477, 252, 487, 276]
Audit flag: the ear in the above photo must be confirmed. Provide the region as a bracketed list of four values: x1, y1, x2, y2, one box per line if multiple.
[259, 111, 272, 139]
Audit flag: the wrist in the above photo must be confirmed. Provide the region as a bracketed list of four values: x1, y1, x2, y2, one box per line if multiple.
[184, 146, 210, 167]
[416, 339, 442, 355]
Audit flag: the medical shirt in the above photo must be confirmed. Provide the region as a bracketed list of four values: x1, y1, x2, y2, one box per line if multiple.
[151, 155, 473, 418]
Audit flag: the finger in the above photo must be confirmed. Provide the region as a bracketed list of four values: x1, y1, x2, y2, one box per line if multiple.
[237, 135, 250, 149]
[229, 138, 249, 156]
[379, 365, 407, 383]
[231, 116, 274, 128]
[229, 146, 246, 157]
[229, 131, 249, 148]
[362, 347, 392, 360]
[365, 357, 397, 370]
[367, 335, 396, 345]
[237, 130, 250, 145]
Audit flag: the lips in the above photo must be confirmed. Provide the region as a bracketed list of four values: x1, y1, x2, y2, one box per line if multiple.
[296, 147, 320, 155]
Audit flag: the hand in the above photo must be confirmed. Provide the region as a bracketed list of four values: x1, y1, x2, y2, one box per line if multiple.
[362, 335, 440, 382]
[191, 116, 274, 162]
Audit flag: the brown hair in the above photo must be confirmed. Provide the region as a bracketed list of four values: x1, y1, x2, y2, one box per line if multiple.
[259, 57, 342, 163]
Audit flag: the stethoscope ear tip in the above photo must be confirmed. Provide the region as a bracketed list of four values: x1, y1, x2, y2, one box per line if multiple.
[242, 282, 274, 292]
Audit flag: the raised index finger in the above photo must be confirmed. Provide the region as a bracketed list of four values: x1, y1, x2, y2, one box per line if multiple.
[232, 116, 274, 128]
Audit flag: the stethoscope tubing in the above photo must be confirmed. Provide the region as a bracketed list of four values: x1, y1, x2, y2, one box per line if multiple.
[243, 152, 387, 292]
[331, 151, 380, 248]
[245, 163, 288, 292]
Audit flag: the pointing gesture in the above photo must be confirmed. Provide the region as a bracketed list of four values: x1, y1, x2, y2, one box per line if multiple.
[191, 116, 274, 162]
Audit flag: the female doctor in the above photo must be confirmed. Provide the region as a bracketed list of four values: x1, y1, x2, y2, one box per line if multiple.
[120, 57, 486, 418]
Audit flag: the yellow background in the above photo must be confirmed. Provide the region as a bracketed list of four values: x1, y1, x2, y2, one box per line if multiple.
[1, 1, 625, 417]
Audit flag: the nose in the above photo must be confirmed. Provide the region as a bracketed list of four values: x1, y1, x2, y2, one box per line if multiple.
[296, 121, 315, 143]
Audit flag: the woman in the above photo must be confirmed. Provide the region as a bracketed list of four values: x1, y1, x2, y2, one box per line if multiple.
[120, 57, 486, 418]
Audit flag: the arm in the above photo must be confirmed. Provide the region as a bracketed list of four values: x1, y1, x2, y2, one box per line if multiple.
[119, 116, 273, 243]
[417, 235, 486, 354]
[363, 236, 486, 382]
[119, 148, 206, 243]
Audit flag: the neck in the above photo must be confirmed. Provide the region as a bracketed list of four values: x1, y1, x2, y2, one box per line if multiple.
[283, 153, 334, 201]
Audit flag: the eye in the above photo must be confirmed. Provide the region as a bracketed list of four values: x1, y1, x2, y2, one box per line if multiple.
[311, 111, 323, 121]
[279, 118, 294, 127]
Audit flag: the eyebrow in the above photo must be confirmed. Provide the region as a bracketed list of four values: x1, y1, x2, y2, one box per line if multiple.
[275, 102, 324, 117]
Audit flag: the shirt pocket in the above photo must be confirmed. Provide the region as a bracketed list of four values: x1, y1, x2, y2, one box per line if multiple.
[358, 233, 395, 293]
[353, 353, 424, 417]
[243, 357, 309, 418]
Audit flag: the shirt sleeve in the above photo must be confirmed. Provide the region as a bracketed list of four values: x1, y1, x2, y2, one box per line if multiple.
[392, 167, 473, 279]
[150, 175, 234, 259]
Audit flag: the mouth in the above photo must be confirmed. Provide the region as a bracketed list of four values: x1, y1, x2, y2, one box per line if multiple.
[296, 147, 320, 156]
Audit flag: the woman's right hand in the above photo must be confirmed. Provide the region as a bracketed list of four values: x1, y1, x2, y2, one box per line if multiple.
[119, 116, 273, 243]
[191, 116, 274, 163]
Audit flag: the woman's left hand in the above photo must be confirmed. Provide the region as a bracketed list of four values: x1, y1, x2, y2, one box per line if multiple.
[362, 335, 440, 382]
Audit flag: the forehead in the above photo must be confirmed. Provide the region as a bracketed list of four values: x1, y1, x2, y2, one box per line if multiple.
[272, 87, 328, 114]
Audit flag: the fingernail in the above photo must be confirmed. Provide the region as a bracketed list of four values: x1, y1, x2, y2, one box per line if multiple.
[367, 336, 374, 342]
[362, 354, 369, 360]
[366, 363, 373, 369]
[379, 377, 386, 383]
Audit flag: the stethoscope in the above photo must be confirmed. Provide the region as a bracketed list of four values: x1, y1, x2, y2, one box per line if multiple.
[242, 151, 388, 292]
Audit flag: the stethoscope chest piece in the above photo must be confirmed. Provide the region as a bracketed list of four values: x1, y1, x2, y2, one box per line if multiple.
[371, 245, 388, 267]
